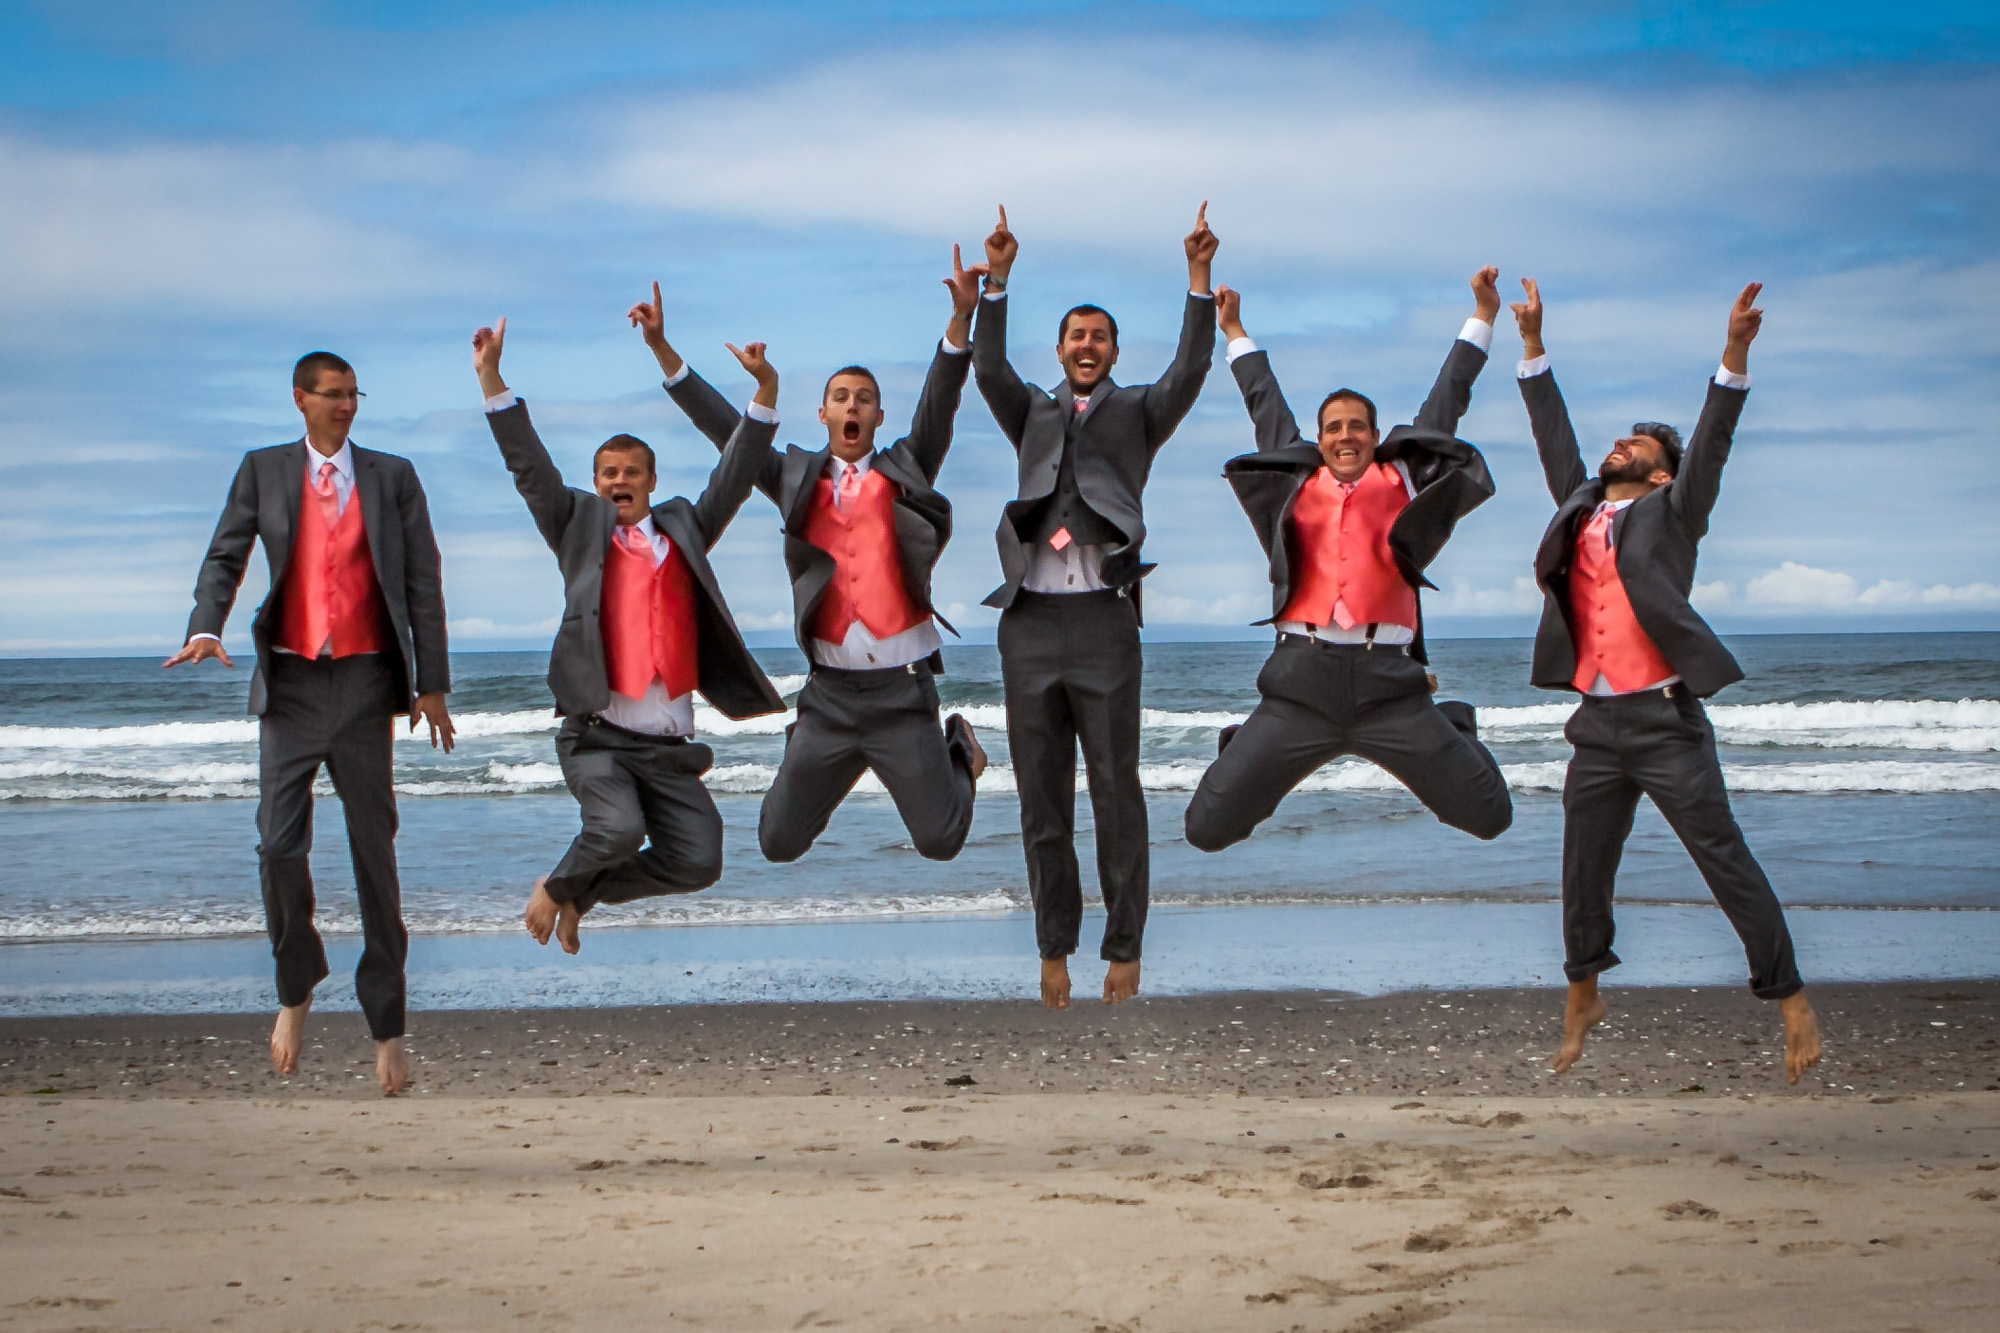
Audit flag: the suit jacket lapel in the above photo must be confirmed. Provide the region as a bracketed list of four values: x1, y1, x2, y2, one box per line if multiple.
[781, 446, 823, 530]
[872, 446, 926, 497]
[352, 447, 388, 580]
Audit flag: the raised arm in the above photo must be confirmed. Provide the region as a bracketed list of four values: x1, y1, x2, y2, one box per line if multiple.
[1217, 285, 1307, 454]
[1140, 202, 1219, 448]
[897, 244, 982, 481]
[473, 318, 585, 550]
[970, 205, 1032, 448]
[1670, 282, 1760, 539]
[689, 340, 781, 549]
[1511, 279, 1590, 504]
[631, 281, 743, 447]
[1412, 266, 1499, 437]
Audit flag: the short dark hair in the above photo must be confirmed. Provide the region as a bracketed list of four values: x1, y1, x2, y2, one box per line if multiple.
[1631, 422, 1683, 476]
[1316, 389, 1378, 435]
[1058, 304, 1119, 347]
[293, 351, 354, 392]
[823, 365, 881, 403]
[594, 434, 656, 475]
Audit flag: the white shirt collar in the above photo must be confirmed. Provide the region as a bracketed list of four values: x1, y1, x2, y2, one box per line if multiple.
[826, 451, 873, 480]
[624, 513, 660, 541]
[306, 439, 355, 481]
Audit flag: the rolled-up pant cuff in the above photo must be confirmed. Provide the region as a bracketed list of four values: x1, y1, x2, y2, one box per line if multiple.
[1563, 951, 1621, 984]
[1752, 976, 1805, 1001]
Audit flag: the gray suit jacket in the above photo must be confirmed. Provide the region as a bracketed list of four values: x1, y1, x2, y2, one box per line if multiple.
[1220, 337, 1496, 665]
[486, 400, 784, 721]
[972, 291, 1216, 614]
[186, 440, 449, 716]
[1523, 370, 1748, 698]
[664, 345, 968, 662]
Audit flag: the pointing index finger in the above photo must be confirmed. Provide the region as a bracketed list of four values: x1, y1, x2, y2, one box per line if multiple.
[1196, 200, 1208, 228]
[997, 203, 1008, 231]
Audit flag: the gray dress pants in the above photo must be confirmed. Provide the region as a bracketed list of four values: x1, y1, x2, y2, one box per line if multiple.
[544, 717, 723, 911]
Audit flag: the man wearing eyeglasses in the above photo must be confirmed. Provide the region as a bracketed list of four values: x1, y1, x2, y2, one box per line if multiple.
[1510, 279, 1823, 1087]
[167, 351, 455, 1096]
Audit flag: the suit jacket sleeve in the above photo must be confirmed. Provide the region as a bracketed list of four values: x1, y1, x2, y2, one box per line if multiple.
[1520, 369, 1590, 506]
[186, 453, 263, 642]
[1412, 337, 1488, 438]
[395, 461, 451, 695]
[487, 401, 585, 552]
[667, 367, 782, 503]
[1669, 379, 1748, 540]
[1228, 350, 1308, 454]
[904, 343, 973, 483]
[971, 295, 1031, 451]
[691, 412, 781, 550]
[1141, 292, 1218, 450]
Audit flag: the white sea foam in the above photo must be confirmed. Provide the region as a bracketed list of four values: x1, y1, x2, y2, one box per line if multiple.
[1478, 698, 2000, 752]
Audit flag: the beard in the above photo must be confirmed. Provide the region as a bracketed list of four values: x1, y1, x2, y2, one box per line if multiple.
[1598, 452, 1655, 485]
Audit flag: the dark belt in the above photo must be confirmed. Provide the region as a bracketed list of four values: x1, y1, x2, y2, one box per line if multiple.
[1277, 631, 1408, 655]
[1578, 682, 1680, 703]
[809, 658, 928, 679]
[577, 714, 688, 743]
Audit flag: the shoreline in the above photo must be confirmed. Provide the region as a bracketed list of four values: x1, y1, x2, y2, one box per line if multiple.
[6, 980, 1995, 1102]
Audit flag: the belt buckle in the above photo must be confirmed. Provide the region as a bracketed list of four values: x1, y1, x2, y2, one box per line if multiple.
[1662, 683, 1677, 699]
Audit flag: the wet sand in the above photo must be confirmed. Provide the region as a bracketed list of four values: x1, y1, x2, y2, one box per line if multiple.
[4, 984, 1998, 1330]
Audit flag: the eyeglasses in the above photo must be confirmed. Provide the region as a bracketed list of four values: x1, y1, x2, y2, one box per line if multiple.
[301, 388, 367, 403]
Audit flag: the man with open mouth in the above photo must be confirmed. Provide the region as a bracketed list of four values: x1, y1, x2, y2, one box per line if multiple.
[1510, 277, 1823, 1086]
[630, 249, 989, 869]
[1182, 269, 1514, 864]
[972, 202, 1218, 1009]
[472, 312, 785, 955]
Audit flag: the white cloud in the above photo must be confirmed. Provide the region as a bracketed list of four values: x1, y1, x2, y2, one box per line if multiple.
[1426, 576, 1543, 617]
[1737, 562, 2000, 610]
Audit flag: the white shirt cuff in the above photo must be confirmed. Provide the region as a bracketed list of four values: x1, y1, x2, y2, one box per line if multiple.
[1224, 336, 1260, 364]
[745, 402, 779, 424]
[1714, 364, 1751, 390]
[188, 632, 221, 644]
[1190, 290, 1214, 300]
[483, 390, 518, 413]
[1458, 317, 1495, 353]
[1517, 353, 1550, 379]
[982, 289, 1007, 302]
[940, 336, 969, 355]
[662, 362, 692, 388]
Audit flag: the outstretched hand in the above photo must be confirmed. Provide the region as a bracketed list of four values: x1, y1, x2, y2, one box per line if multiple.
[1215, 284, 1246, 340]
[411, 692, 456, 753]
[627, 281, 667, 347]
[1470, 266, 1501, 324]
[1724, 281, 1763, 375]
[983, 206, 1018, 283]
[1185, 201, 1217, 294]
[726, 340, 779, 408]
[472, 318, 508, 397]
[943, 244, 988, 316]
[163, 637, 233, 670]
[1509, 278, 1544, 357]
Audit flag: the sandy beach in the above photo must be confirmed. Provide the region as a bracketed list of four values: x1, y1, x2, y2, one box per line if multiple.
[5, 984, 1997, 1330]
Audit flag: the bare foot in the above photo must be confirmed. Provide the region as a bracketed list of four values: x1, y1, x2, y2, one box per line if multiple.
[1103, 960, 1141, 1005]
[524, 877, 558, 945]
[1780, 991, 1823, 1085]
[270, 999, 311, 1075]
[1550, 977, 1606, 1074]
[946, 713, 988, 781]
[554, 900, 582, 955]
[1040, 957, 1071, 1010]
[375, 1038, 410, 1096]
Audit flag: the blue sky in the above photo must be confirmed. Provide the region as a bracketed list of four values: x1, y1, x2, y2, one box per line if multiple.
[3, 0, 1997, 653]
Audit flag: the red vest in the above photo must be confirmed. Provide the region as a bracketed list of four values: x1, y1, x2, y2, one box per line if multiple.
[275, 467, 390, 658]
[1568, 508, 1675, 693]
[601, 530, 699, 700]
[802, 468, 926, 644]
[1278, 463, 1418, 629]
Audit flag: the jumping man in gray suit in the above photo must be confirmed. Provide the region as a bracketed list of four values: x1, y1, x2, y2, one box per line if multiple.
[473, 315, 785, 954]
[166, 350, 456, 1095]
[973, 203, 1219, 1008]
[628, 251, 990, 866]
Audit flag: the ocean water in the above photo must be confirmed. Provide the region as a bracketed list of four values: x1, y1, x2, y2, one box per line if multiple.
[1, 634, 1996, 1012]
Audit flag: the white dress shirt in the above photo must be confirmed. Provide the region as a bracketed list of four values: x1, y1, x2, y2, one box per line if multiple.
[190, 440, 356, 653]
[989, 289, 1215, 595]
[809, 452, 945, 670]
[1224, 324, 1496, 646]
